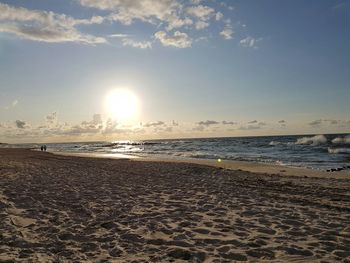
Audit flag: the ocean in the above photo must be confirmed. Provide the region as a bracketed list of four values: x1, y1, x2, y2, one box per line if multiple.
[4, 134, 350, 171]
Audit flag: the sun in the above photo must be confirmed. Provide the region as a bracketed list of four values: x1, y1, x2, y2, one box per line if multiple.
[105, 88, 139, 120]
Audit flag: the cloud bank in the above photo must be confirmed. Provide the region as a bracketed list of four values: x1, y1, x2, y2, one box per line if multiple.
[0, 3, 106, 44]
[1, 114, 350, 143]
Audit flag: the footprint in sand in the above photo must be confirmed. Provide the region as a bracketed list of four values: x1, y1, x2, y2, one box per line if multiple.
[9, 215, 36, 228]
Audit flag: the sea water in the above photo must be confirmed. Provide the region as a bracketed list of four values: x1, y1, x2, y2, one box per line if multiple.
[6, 134, 350, 171]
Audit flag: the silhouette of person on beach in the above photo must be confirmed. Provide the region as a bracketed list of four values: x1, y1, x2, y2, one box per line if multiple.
[44, 145, 47, 151]
[41, 146, 43, 151]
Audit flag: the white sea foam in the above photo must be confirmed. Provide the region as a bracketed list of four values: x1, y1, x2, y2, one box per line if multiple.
[295, 135, 327, 146]
[269, 141, 294, 146]
[269, 141, 281, 146]
[332, 135, 350, 144]
[328, 148, 350, 154]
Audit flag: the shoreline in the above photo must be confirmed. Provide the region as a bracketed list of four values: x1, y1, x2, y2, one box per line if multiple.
[51, 150, 350, 179]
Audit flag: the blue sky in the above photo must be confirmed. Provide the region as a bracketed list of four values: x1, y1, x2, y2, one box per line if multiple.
[0, 0, 350, 143]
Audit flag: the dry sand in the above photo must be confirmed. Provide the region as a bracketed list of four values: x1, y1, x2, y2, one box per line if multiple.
[0, 149, 349, 262]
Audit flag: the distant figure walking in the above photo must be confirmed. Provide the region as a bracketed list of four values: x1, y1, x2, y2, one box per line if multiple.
[44, 145, 47, 151]
[40, 146, 44, 151]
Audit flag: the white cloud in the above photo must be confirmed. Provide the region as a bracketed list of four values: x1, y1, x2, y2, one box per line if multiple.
[0, 1, 246, 48]
[186, 5, 214, 20]
[195, 36, 209, 42]
[110, 34, 153, 49]
[193, 125, 205, 131]
[308, 119, 322, 126]
[41, 113, 104, 136]
[46, 112, 58, 127]
[220, 27, 233, 40]
[122, 38, 152, 49]
[238, 120, 267, 130]
[238, 125, 261, 130]
[308, 119, 347, 127]
[12, 100, 18, 107]
[64, 124, 101, 135]
[278, 120, 286, 127]
[78, 0, 227, 34]
[240, 36, 262, 48]
[215, 12, 224, 21]
[191, 0, 202, 4]
[4, 99, 19, 110]
[165, 17, 193, 31]
[0, 24, 105, 44]
[109, 33, 130, 38]
[220, 19, 234, 40]
[0, 3, 106, 44]
[1, 114, 174, 141]
[79, 0, 198, 32]
[220, 2, 234, 10]
[46, 114, 114, 136]
[155, 31, 192, 48]
[79, 0, 184, 29]
[195, 20, 209, 30]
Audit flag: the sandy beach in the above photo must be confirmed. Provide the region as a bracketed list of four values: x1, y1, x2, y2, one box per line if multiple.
[0, 149, 349, 262]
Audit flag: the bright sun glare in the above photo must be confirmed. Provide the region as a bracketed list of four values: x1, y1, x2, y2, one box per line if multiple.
[105, 88, 139, 120]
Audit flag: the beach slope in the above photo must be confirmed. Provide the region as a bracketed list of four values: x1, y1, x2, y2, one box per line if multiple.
[0, 149, 349, 262]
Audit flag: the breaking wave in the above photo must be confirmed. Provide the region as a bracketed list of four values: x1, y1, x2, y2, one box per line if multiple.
[102, 141, 160, 147]
[295, 135, 327, 146]
[269, 141, 282, 146]
[269, 141, 294, 146]
[332, 135, 350, 144]
[328, 148, 350, 154]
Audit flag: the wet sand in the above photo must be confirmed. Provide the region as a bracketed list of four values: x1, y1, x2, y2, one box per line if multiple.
[0, 149, 349, 262]
[54, 151, 350, 179]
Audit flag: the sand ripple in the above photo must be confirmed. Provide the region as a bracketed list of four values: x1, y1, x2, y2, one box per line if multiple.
[0, 149, 349, 262]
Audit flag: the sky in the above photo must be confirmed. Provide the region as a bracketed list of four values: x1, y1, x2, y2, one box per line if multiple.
[0, 0, 350, 143]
